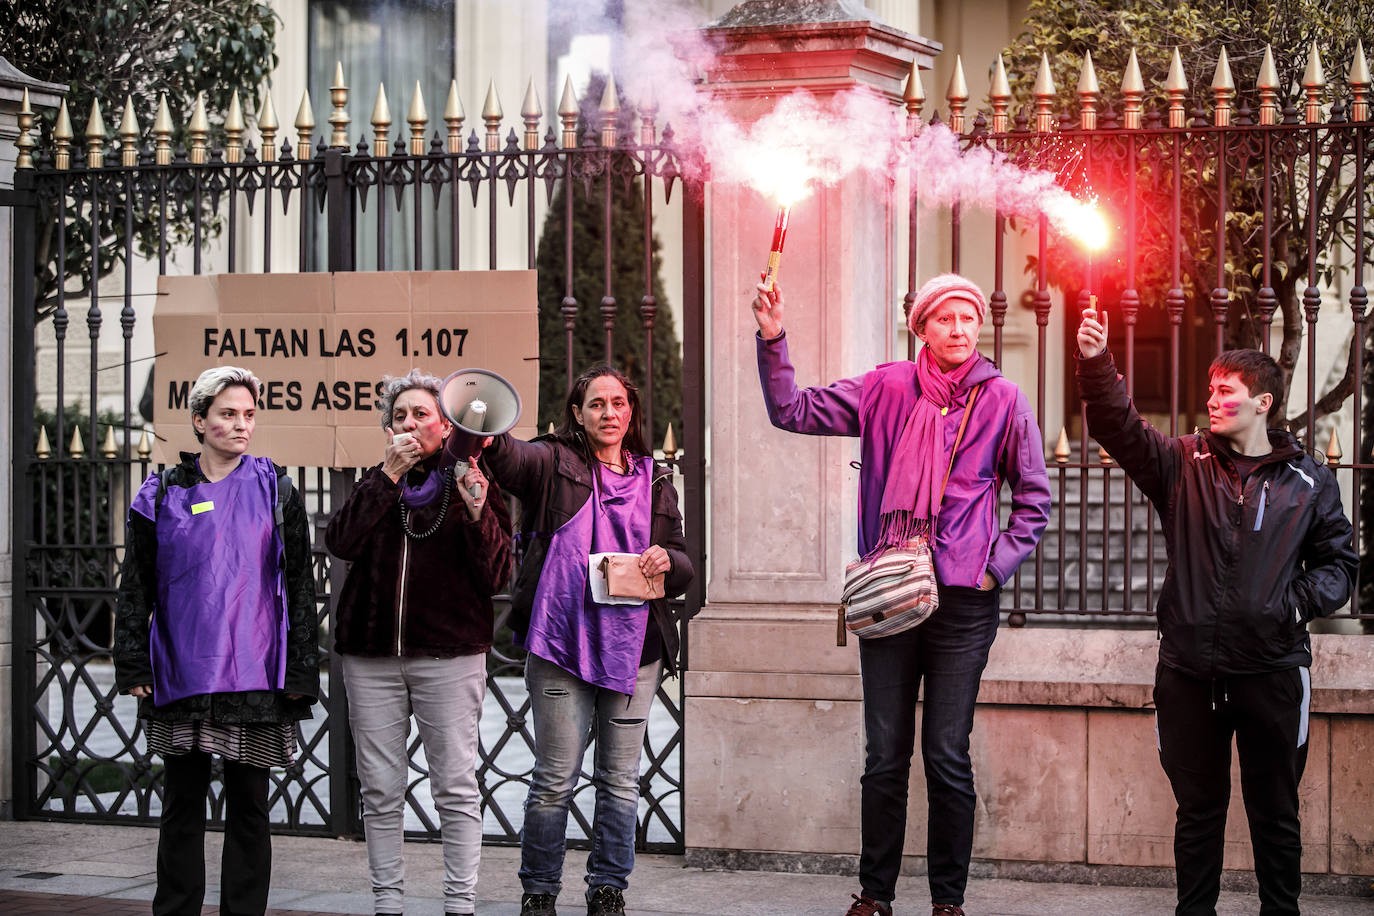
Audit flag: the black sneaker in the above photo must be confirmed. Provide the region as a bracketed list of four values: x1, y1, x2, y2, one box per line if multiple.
[586, 885, 627, 916]
[521, 892, 559, 916]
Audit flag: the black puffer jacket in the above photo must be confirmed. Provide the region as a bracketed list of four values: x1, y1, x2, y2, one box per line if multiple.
[1078, 351, 1357, 677]
[113, 453, 320, 724]
[484, 434, 695, 674]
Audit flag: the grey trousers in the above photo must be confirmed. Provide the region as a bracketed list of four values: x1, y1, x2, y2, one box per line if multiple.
[342, 653, 487, 915]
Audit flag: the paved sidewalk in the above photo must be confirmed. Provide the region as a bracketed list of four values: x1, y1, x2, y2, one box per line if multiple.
[1, 820, 1371, 915]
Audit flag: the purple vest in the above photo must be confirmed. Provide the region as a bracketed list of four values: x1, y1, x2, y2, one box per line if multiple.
[522, 456, 654, 694]
[130, 456, 288, 705]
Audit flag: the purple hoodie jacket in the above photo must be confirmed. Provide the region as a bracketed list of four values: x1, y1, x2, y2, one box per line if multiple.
[757, 332, 1051, 588]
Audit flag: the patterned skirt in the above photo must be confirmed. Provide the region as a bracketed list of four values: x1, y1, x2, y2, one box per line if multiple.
[146, 718, 298, 768]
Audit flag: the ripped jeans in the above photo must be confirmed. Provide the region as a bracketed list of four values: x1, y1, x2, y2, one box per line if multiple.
[518, 654, 662, 897]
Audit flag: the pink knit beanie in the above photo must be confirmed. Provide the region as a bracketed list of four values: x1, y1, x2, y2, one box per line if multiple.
[909, 274, 988, 334]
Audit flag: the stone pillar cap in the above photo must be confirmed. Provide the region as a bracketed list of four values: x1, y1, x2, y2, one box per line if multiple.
[708, 0, 890, 28]
[0, 56, 68, 109]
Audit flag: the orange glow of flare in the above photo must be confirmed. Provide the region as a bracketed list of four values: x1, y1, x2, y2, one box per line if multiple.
[1048, 196, 1110, 252]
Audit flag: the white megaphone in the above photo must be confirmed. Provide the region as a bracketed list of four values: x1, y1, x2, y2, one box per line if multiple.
[438, 368, 522, 500]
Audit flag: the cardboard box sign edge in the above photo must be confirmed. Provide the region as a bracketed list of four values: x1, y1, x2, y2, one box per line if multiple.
[150, 270, 538, 468]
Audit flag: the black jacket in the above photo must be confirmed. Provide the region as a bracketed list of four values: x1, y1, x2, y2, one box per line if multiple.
[326, 459, 513, 658]
[484, 433, 695, 674]
[1078, 352, 1357, 677]
[113, 453, 320, 724]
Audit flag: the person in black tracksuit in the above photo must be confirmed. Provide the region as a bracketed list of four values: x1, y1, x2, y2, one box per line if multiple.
[1076, 306, 1356, 916]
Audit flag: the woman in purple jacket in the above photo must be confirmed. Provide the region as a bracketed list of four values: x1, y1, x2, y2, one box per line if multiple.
[752, 274, 1051, 916]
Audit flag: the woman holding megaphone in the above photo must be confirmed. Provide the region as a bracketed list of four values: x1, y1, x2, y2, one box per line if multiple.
[325, 368, 513, 916]
[482, 364, 694, 916]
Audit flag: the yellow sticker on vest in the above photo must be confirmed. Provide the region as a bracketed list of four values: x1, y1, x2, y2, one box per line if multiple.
[191, 501, 215, 515]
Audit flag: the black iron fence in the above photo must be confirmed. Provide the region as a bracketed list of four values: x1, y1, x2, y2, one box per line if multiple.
[8, 87, 707, 850]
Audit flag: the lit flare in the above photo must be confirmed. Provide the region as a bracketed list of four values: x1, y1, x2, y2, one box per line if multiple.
[1047, 195, 1110, 252]
[751, 151, 815, 292]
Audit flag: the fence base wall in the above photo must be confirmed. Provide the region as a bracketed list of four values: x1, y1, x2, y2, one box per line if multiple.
[683, 610, 1374, 882]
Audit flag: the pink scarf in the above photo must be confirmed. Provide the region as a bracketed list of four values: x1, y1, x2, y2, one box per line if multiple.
[874, 347, 979, 553]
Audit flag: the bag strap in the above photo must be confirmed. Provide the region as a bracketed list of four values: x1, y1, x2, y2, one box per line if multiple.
[937, 383, 982, 506]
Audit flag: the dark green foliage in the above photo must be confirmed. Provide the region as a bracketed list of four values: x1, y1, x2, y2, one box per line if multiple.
[533, 73, 683, 446]
[2, 0, 279, 312]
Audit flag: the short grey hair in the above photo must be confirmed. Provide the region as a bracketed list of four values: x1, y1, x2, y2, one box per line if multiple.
[189, 366, 262, 442]
[376, 369, 445, 430]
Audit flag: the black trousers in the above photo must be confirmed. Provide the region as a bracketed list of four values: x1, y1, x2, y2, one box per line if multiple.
[154, 750, 272, 916]
[1154, 663, 1310, 916]
[856, 584, 1000, 907]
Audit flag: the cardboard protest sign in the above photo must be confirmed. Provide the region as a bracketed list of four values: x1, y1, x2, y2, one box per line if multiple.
[152, 270, 539, 467]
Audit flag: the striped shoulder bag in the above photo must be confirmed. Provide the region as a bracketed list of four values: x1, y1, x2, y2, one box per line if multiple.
[838, 384, 981, 646]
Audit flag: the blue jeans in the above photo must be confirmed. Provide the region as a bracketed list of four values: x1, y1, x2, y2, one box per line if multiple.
[518, 654, 662, 897]
[857, 583, 1000, 907]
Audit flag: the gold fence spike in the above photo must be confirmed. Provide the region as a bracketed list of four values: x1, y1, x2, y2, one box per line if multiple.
[547, 421, 556, 435]
[86, 97, 107, 168]
[1302, 42, 1326, 124]
[35, 425, 52, 459]
[408, 81, 428, 155]
[258, 87, 279, 161]
[903, 58, 925, 135]
[1078, 51, 1099, 130]
[54, 98, 73, 170]
[989, 54, 1010, 133]
[16, 87, 36, 169]
[1352, 40, 1374, 122]
[118, 95, 140, 166]
[1352, 40, 1370, 122]
[522, 78, 542, 150]
[1122, 49, 1144, 130]
[443, 80, 465, 153]
[599, 75, 619, 146]
[329, 61, 350, 148]
[1326, 428, 1342, 463]
[137, 427, 152, 460]
[483, 80, 503, 152]
[188, 92, 209, 164]
[1212, 47, 1235, 127]
[946, 55, 968, 134]
[662, 423, 677, 459]
[295, 89, 316, 160]
[1257, 45, 1280, 126]
[1053, 427, 1070, 463]
[69, 426, 85, 459]
[1165, 47, 1188, 128]
[639, 83, 658, 145]
[153, 93, 173, 165]
[100, 425, 118, 459]
[558, 75, 579, 148]
[1033, 52, 1056, 133]
[225, 90, 245, 163]
[371, 83, 391, 157]
[1098, 444, 1113, 465]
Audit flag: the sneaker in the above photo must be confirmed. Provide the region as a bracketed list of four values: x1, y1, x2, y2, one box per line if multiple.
[845, 894, 894, 916]
[932, 905, 965, 916]
[521, 892, 559, 916]
[586, 885, 627, 916]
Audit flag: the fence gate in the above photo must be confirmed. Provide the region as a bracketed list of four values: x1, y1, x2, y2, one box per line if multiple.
[9, 88, 706, 853]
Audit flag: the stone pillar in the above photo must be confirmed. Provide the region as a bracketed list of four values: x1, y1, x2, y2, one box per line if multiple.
[0, 57, 66, 819]
[684, 2, 939, 859]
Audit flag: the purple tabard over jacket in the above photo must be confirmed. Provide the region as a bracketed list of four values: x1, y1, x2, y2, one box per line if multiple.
[522, 455, 655, 694]
[757, 332, 1051, 587]
[130, 455, 288, 704]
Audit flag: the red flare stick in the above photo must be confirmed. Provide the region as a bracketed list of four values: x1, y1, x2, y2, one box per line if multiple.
[762, 204, 790, 292]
